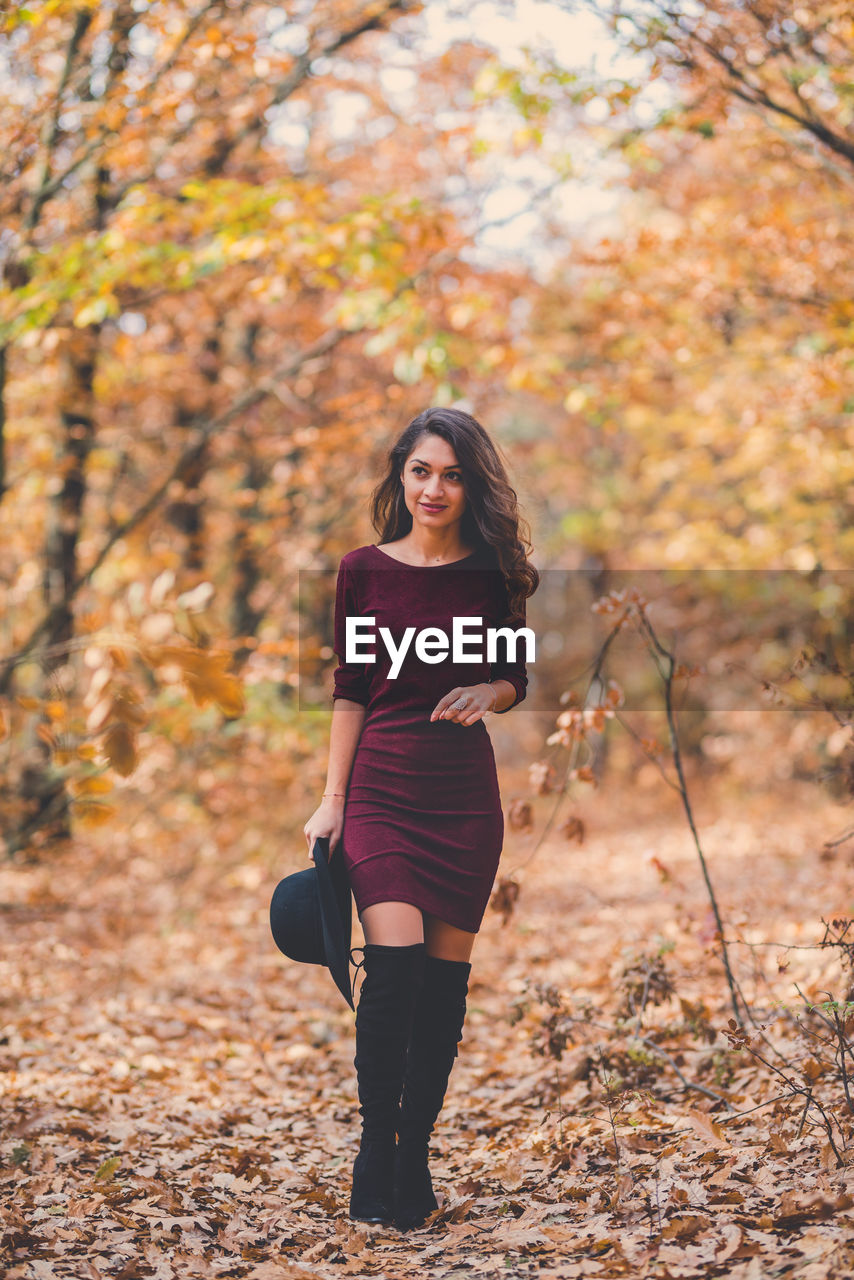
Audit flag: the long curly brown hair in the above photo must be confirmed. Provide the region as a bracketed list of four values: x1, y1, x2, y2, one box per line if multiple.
[369, 407, 539, 620]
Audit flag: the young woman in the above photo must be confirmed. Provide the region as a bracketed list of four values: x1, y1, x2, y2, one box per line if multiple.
[303, 406, 538, 1231]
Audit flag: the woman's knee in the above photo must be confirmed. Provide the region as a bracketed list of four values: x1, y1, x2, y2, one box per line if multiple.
[360, 901, 424, 946]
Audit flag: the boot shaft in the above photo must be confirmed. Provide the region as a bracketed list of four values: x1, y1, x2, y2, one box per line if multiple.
[353, 941, 427, 1140]
[398, 954, 472, 1147]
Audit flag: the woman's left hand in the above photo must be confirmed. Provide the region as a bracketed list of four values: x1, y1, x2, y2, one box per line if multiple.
[430, 683, 495, 726]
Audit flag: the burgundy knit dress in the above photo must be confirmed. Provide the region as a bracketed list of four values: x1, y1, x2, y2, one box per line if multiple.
[331, 542, 528, 933]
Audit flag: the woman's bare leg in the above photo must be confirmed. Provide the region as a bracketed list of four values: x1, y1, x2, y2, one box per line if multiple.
[422, 912, 476, 963]
[361, 901, 424, 946]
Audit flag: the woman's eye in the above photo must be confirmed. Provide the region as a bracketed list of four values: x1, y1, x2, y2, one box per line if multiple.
[413, 467, 461, 480]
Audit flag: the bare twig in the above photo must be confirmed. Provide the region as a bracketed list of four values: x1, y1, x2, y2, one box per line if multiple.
[630, 605, 743, 1027]
[637, 1036, 734, 1110]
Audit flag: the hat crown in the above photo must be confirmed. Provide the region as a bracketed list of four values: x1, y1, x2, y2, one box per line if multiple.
[269, 835, 354, 1009]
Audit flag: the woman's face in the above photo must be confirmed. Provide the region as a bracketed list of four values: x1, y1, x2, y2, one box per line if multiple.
[399, 433, 466, 533]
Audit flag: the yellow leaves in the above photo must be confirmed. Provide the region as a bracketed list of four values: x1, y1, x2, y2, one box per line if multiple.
[70, 775, 112, 796]
[482, 344, 506, 368]
[513, 125, 542, 151]
[623, 404, 651, 430]
[472, 60, 513, 101]
[191, 669, 245, 718]
[256, 640, 290, 656]
[505, 362, 528, 391]
[71, 770, 119, 822]
[74, 801, 118, 828]
[94, 1156, 121, 1183]
[5, 0, 100, 32]
[73, 297, 115, 328]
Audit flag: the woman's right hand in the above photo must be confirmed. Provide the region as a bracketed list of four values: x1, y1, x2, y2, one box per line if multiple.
[304, 795, 346, 862]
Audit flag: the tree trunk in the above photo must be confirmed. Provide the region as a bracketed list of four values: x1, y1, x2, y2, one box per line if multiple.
[230, 324, 267, 670]
[0, 344, 6, 504]
[11, 3, 134, 853]
[165, 326, 223, 574]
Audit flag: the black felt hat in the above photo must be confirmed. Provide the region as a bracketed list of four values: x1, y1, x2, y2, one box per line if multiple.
[269, 835, 354, 1010]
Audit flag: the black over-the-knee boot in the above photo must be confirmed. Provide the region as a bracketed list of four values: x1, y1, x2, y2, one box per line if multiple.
[349, 941, 427, 1224]
[394, 954, 471, 1231]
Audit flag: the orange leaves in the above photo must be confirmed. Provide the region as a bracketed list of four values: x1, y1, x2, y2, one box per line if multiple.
[773, 1189, 853, 1229]
[73, 799, 118, 828]
[70, 774, 112, 796]
[102, 723, 138, 777]
[592, 588, 648, 628]
[84, 676, 147, 781]
[546, 684, 623, 749]
[142, 644, 246, 717]
[489, 875, 520, 926]
[67, 770, 118, 827]
[560, 813, 585, 843]
[4, 763, 854, 1275]
[529, 759, 555, 794]
[507, 797, 533, 832]
[685, 1108, 730, 1150]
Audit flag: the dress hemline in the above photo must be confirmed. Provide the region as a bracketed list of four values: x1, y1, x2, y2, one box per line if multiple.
[349, 887, 488, 935]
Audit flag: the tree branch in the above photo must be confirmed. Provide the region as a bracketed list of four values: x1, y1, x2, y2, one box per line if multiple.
[25, 7, 94, 231]
[0, 325, 345, 691]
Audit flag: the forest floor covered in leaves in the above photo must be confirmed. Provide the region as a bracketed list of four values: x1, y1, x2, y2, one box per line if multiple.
[3, 772, 854, 1279]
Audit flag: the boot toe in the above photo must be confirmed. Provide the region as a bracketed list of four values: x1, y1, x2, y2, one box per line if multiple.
[349, 1137, 396, 1224]
[393, 1144, 438, 1230]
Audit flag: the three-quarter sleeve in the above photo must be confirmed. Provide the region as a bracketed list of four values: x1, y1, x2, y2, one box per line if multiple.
[331, 559, 371, 707]
[489, 581, 528, 714]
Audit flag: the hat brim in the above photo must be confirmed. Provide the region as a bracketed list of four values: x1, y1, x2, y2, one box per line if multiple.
[312, 835, 354, 1010]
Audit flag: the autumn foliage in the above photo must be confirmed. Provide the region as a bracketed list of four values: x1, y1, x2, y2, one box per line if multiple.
[2, 1, 854, 1274]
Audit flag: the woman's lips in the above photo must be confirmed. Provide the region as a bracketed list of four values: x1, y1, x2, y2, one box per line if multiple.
[421, 503, 446, 511]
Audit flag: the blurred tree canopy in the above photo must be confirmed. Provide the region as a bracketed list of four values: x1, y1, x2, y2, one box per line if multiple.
[1, 0, 852, 852]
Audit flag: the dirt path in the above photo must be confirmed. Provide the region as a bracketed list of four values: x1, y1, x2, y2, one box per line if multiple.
[2, 774, 854, 1278]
